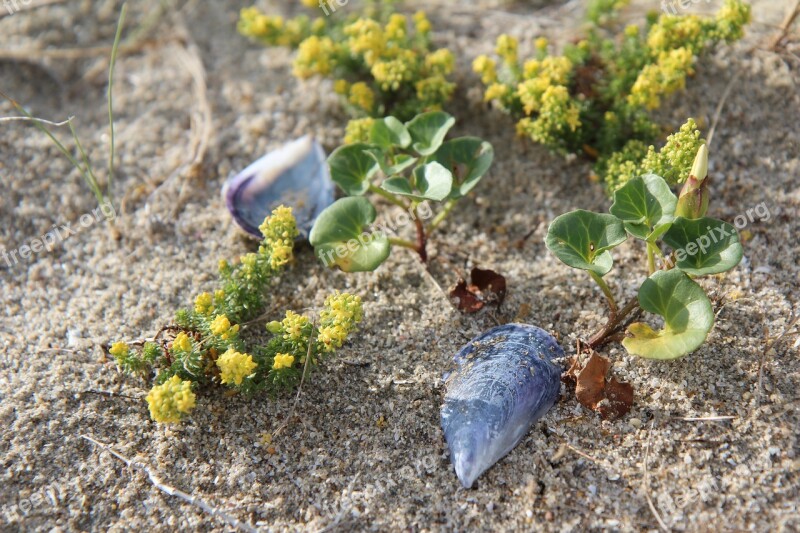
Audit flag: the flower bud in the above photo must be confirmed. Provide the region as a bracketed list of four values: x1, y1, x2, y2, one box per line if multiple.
[266, 320, 283, 334]
[675, 145, 709, 219]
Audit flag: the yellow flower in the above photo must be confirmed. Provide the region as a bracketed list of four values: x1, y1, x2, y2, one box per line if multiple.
[535, 37, 549, 51]
[195, 292, 214, 315]
[217, 348, 258, 386]
[109, 341, 129, 359]
[344, 117, 375, 144]
[293, 36, 337, 78]
[415, 75, 454, 105]
[385, 13, 407, 41]
[345, 18, 385, 66]
[273, 353, 295, 370]
[259, 205, 298, 269]
[413, 11, 431, 35]
[282, 310, 310, 342]
[334, 79, 350, 95]
[628, 48, 694, 110]
[348, 82, 375, 112]
[484, 82, 510, 102]
[210, 314, 240, 340]
[317, 291, 363, 352]
[472, 55, 497, 84]
[424, 49, 455, 76]
[300, 0, 317, 7]
[146, 376, 196, 423]
[172, 332, 192, 353]
[624, 24, 639, 38]
[495, 34, 518, 64]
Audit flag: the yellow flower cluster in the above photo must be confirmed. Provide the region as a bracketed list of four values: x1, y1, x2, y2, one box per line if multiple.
[146, 376, 196, 423]
[217, 348, 258, 385]
[281, 310, 310, 342]
[194, 292, 214, 315]
[259, 205, 299, 270]
[172, 332, 193, 353]
[109, 341, 129, 359]
[238, 7, 309, 47]
[272, 353, 295, 370]
[294, 35, 337, 79]
[317, 292, 363, 353]
[628, 48, 695, 110]
[349, 82, 375, 112]
[210, 314, 240, 340]
[344, 117, 375, 145]
[472, 55, 497, 85]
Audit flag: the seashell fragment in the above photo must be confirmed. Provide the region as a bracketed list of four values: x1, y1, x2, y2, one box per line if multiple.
[223, 135, 335, 238]
[441, 323, 563, 488]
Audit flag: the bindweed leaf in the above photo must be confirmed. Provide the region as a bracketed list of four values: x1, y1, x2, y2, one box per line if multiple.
[545, 210, 627, 275]
[327, 143, 379, 196]
[609, 173, 677, 240]
[309, 197, 389, 272]
[370, 116, 411, 149]
[662, 217, 743, 276]
[364, 148, 417, 177]
[406, 111, 456, 156]
[622, 269, 713, 360]
[429, 137, 494, 199]
[381, 161, 453, 201]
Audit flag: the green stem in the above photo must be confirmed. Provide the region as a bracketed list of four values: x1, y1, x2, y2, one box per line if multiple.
[647, 242, 656, 275]
[368, 184, 408, 209]
[589, 270, 618, 318]
[106, 2, 127, 206]
[389, 237, 417, 249]
[427, 199, 457, 232]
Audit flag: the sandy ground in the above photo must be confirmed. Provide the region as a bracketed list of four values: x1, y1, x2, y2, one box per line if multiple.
[1, 0, 799, 531]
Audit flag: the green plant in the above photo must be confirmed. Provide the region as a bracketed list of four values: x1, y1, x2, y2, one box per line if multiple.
[308, 111, 494, 272]
[546, 144, 743, 360]
[238, 2, 456, 136]
[110, 206, 364, 423]
[474, 0, 751, 192]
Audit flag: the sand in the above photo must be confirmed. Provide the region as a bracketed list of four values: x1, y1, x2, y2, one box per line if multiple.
[1, 0, 798, 531]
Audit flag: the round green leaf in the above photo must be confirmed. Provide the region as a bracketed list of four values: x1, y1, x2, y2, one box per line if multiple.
[545, 210, 627, 275]
[309, 197, 390, 272]
[364, 148, 417, 177]
[370, 116, 411, 149]
[405, 111, 455, 156]
[429, 137, 494, 199]
[381, 162, 453, 201]
[327, 143, 379, 196]
[662, 217, 743, 276]
[609, 173, 677, 240]
[623, 269, 713, 360]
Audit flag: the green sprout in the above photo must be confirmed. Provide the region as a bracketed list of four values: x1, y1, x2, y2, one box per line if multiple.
[110, 206, 364, 423]
[309, 111, 494, 272]
[474, 0, 751, 193]
[546, 144, 743, 360]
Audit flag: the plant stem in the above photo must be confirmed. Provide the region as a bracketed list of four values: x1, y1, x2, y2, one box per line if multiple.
[587, 297, 640, 350]
[647, 242, 656, 275]
[106, 2, 127, 206]
[427, 199, 457, 232]
[412, 204, 428, 263]
[589, 271, 618, 317]
[368, 184, 408, 209]
[388, 237, 417, 249]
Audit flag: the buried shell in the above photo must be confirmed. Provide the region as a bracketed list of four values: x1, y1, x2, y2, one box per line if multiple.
[223, 135, 335, 238]
[441, 323, 563, 488]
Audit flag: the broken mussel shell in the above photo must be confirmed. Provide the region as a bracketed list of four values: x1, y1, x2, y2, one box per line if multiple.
[441, 323, 563, 488]
[223, 135, 335, 238]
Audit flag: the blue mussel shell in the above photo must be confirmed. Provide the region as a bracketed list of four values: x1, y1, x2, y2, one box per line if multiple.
[223, 135, 335, 238]
[441, 323, 563, 488]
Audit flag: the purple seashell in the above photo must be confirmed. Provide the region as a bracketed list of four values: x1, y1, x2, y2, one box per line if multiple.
[223, 135, 335, 238]
[441, 323, 563, 488]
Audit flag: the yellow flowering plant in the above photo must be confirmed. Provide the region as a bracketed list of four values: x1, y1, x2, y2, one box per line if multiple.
[109, 206, 364, 422]
[238, 2, 456, 136]
[475, 0, 751, 192]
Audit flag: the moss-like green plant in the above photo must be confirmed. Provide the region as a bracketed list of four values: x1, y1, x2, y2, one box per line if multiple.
[546, 144, 743, 360]
[308, 111, 494, 271]
[238, 2, 455, 132]
[474, 0, 751, 192]
[110, 206, 364, 423]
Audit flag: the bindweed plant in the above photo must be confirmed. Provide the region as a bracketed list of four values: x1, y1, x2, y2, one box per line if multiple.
[109, 206, 363, 423]
[546, 144, 743, 360]
[238, 2, 456, 140]
[308, 111, 494, 272]
[473, 0, 751, 193]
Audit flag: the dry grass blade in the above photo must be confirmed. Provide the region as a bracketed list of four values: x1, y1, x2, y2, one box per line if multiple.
[642, 421, 671, 532]
[80, 435, 258, 533]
